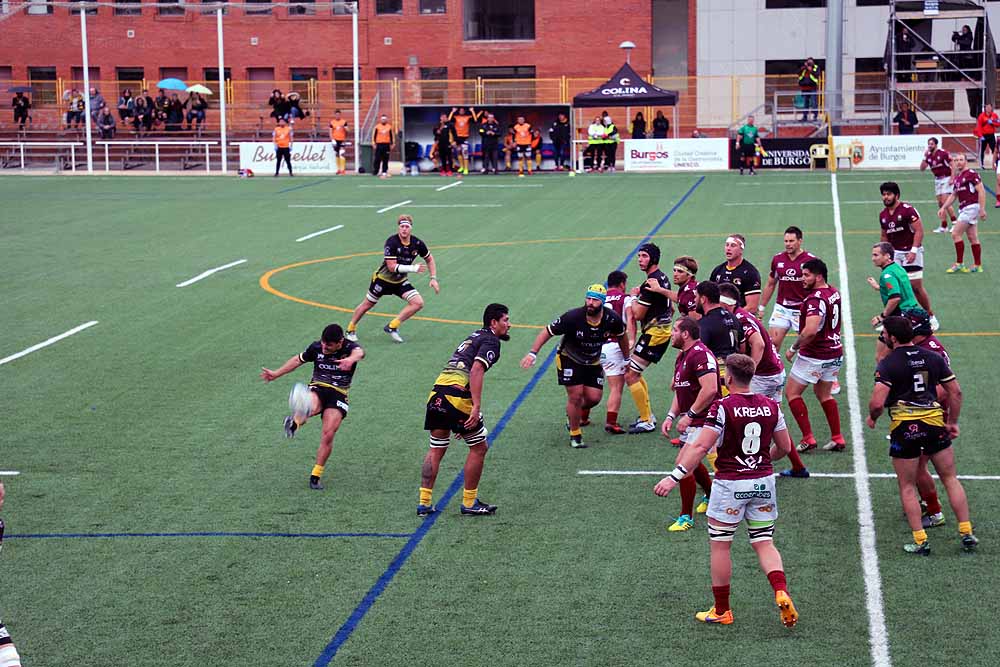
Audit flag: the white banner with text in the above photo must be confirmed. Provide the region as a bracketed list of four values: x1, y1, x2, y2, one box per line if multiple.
[238, 142, 336, 173]
[623, 138, 729, 172]
[832, 135, 934, 170]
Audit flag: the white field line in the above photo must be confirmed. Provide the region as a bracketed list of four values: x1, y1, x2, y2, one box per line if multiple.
[436, 180, 463, 192]
[0, 321, 98, 367]
[288, 204, 501, 209]
[376, 199, 413, 214]
[290, 205, 379, 209]
[406, 204, 503, 208]
[296, 224, 344, 243]
[175, 259, 247, 288]
[723, 200, 935, 206]
[832, 172, 892, 667]
[358, 184, 544, 189]
[0, 471, 21, 476]
[576, 470, 1000, 481]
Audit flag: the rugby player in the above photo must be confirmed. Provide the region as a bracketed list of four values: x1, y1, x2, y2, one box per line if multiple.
[345, 215, 440, 344]
[718, 282, 785, 403]
[655, 354, 798, 628]
[660, 316, 720, 532]
[433, 114, 456, 177]
[511, 115, 534, 177]
[782, 258, 845, 470]
[328, 109, 349, 176]
[696, 281, 744, 375]
[758, 226, 817, 350]
[866, 241, 924, 361]
[866, 317, 977, 554]
[919, 137, 955, 232]
[877, 182, 938, 329]
[709, 234, 762, 311]
[521, 284, 628, 449]
[419, 304, 511, 517]
[601, 271, 635, 434]
[260, 323, 365, 491]
[939, 153, 986, 273]
[448, 106, 480, 175]
[0, 482, 23, 667]
[624, 243, 673, 433]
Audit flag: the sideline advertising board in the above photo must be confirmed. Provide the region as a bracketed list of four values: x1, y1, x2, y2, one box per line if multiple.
[831, 135, 931, 170]
[729, 138, 814, 169]
[238, 142, 337, 174]
[623, 138, 729, 172]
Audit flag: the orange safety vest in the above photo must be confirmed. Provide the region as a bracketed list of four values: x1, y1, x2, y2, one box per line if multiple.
[373, 122, 393, 144]
[329, 119, 348, 141]
[514, 123, 532, 146]
[453, 114, 471, 138]
[274, 126, 292, 148]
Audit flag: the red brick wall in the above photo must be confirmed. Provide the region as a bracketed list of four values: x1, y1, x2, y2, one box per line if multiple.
[1, 0, 653, 88]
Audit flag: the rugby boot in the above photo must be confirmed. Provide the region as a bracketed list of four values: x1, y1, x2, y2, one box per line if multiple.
[695, 606, 733, 625]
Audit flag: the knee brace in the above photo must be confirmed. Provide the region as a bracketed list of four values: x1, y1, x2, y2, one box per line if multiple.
[464, 425, 488, 446]
[708, 523, 738, 542]
[747, 521, 775, 543]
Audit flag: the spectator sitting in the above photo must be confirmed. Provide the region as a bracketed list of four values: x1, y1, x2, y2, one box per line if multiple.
[12, 91, 31, 130]
[691, 129, 704, 138]
[268, 89, 290, 121]
[165, 93, 184, 131]
[63, 88, 84, 128]
[185, 92, 208, 131]
[630, 111, 646, 139]
[117, 89, 135, 123]
[287, 91, 309, 123]
[893, 102, 918, 135]
[133, 96, 152, 135]
[88, 87, 106, 122]
[652, 110, 669, 138]
[97, 105, 116, 139]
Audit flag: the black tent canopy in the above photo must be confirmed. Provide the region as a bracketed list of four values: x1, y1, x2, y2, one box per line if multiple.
[572, 62, 679, 107]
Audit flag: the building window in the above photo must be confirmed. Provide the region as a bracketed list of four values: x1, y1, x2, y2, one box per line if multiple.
[28, 66, 57, 104]
[764, 0, 825, 7]
[420, 0, 446, 13]
[463, 0, 534, 41]
[333, 0, 355, 14]
[114, 0, 141, 15]
[290, 67, 318, 83]
[289, 0, 314, 15]
[333, 68, 355, 104]
[245, 0, 270, 14]
[202, 0, 228, 14]
[157, 0, 184, 15]
[116, 68, 145, 86]
[70, 0, 98, 15]
[376, 0, 402, 14]
[204, 68, 232, 86]
[26, 0, 53, 14]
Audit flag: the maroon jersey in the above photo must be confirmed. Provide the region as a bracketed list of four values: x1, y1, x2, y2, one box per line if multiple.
[604, 287, 627, 341]
[676, 279, 699, 316]
[924, 148, 951, 179]
[953, 168, 981, 209]
[879, 202, 921, 252]
[769, 250, 815, 308]
[734, 308, 784, 377]
[799, 285, 843, 359]
[916, 335, 950, 367]
[671, 341, 721, 427]
[705, 392, 787, 481]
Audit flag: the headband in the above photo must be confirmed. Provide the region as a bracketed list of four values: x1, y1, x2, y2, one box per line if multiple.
[726, 236, 745, 249]
[719, 295, 738, 306]
[673, 264, 694, 275]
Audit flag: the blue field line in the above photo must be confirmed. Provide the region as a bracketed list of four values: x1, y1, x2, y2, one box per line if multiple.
[5, 531, 413, 540]
[312, 175, 707, 666]
[278, 178, 332, 194]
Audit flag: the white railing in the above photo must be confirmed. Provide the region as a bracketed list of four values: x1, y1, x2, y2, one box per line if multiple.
[0, 141, 85, 171]
[95, 141, 219, 172]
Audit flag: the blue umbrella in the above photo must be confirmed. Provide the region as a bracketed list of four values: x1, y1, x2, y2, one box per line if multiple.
[156, 78, 188, 91]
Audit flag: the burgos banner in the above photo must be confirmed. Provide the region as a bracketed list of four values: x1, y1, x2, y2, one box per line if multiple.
[624, 138, 729, 172]
[832, 135, 929, 169]
[238, 142, 337, 173]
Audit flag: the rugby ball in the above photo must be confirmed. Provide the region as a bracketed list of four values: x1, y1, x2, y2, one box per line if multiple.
[288, 383, 313, 419]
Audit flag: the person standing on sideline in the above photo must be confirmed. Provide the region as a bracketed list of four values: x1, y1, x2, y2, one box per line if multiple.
[260, 323, 365, 491]
[328, 110, 349, 175]
[630, 111, 647, 139]
[272, 117, 293, 177]
[511, 115, 534, 177]
[652, 110, 669, 138]
[975, 103, 998, 167]
[877, 182, 938, 329]
[938, 152, 986, 273]
[419, 304, 511, 517]
[11, 92, 30, 130]
[735, 115, 762, 176]
[920, 137, 957, 231]
[433, 113, 456, 177]
[893, 102, 918, 135]
[372, 114, 393, 178]
[654, 353, 798, 628]
[798, 57, 820, 122]
[602, 112, 619, 173]
[587, 115, 606, 172]
[550, 112, 571, 171]
[479, 112, 501, 174]
[448, 106, 480, 175]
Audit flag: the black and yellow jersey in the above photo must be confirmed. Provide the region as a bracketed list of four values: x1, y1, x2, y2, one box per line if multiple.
[433, 328, 502, 388]
[875, 345, 955, 427]
[635, 268, 674, 330]
[300, 339, 362, 394]
[698, 306, 744, 361]
[377, 234, 430, 283]
[547, 306, 625, 365]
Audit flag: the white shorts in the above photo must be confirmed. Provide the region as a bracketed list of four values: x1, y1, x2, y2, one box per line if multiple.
[600, 341, 627, 377]
[893, 247, 924, 280]
[934, 176, 953, 197]
[768, 303, 800, 333]
[957, 204, 980, 226]
[790, 354, 843, 385]
[750, 370, 786, 402]
[706, 475, 778, 524]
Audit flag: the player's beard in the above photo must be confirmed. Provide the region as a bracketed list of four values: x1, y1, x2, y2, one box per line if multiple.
[585, 304, 602, 317]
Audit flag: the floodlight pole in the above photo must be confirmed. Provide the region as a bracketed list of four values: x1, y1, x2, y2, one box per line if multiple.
[352, 3, 361, 174]
[80, 5, 94, 173]
[217, 8, 228, 173]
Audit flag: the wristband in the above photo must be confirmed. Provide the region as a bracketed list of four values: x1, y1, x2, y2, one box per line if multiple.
[527, 351, 537, 358]
[395, 264, 418, 273]
[430, 275, 437, 280]
[668, 464, 689, 483]
[666, 412, 677, 421]
[685, 410, 697, 419]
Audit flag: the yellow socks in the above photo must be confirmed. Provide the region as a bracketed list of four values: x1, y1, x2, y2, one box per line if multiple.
[569, 428, 582, 438]
[311, 464, 325, 479]
[629, 379, 652, 422]
[419, 487, 433, 506]
[463, 487, 477, 508]
[912, 529, 928, 545]
[958, 521, 973, 535]
[389, 318, 401, 330]
[346, 322, 356, 333]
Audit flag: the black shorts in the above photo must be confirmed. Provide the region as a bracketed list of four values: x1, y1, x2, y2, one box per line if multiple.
[311, 385, 350, 418]
[332, 140, 345, 154]
[888, 420, 950, 459]
[516, 144, 532, 158]
[556, 354, 605, 389]
[366, 273, 418, 303]
[740, 143, 756, 160]
[632, 324, 672, 365]
[424, 384, 484, 435]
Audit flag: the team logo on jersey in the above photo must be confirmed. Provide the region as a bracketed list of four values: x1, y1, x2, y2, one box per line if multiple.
[777, 262, 785, 268]
[785, 268, 797, 277]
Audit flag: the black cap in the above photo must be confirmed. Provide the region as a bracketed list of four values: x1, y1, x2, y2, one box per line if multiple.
[638, 243, 660, 266]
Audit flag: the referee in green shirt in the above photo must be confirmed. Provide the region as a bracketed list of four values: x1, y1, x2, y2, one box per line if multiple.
[868, 241, 924, 360]
[735, 115, 762, 176]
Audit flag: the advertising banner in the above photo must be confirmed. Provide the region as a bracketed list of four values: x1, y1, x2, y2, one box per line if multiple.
[623, 138, 729, 172]
[238, 142, 337, 174]
[832, 135, 930, 170]
[729, 138, 814, 169]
